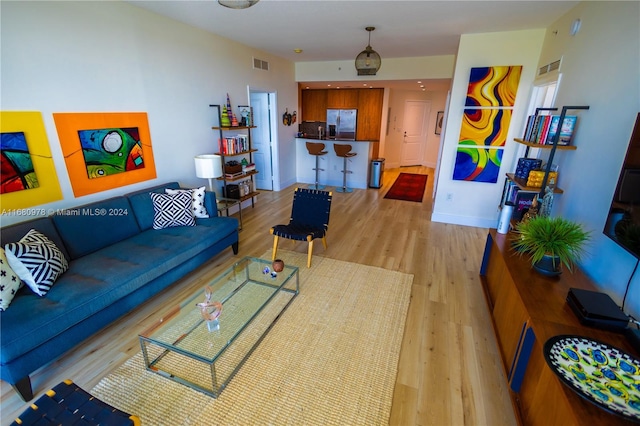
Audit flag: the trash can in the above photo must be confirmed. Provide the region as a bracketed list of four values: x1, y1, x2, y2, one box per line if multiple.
[369, 158, 385, 188]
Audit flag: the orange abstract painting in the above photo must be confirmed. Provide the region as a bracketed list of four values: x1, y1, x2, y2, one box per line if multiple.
[54, 112, 156, 197]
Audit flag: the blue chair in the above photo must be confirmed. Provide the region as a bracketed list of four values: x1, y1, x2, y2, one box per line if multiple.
[270, 187, 332, 267]
[11, 379, 140, 426]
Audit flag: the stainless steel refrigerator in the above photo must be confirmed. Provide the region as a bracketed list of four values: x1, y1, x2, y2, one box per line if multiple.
[326, 109, 357, 140]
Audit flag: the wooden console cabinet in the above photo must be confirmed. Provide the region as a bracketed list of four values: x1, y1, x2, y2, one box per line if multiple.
[480, 229, 638, 425]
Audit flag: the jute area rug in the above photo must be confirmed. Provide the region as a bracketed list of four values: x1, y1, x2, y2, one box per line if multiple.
[91, 250, 413, 425]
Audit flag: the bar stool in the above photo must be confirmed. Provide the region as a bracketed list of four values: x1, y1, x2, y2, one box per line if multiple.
[333, 144, 357, 193]
[306, 142, 328, 190]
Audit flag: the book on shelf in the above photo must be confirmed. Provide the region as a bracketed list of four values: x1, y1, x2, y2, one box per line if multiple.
[224, 171, 245, 179]
[218, 134, 249, 155]
[545, 115, 577, 145]
[521, 114, 578, 145]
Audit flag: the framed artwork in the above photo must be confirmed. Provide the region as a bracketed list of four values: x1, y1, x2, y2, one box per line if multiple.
[435, 111, 444, 135]
[453, 145, 502, 183]
[465, 65, 522, 107]
[459, 108, 512, 147]
[54, 112, 156, 197]
[0, 111, 63, 210]
[1, 131, 40, 193]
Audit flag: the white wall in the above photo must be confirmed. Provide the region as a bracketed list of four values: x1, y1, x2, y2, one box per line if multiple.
[431, 28, 546, 228]
[295, 55, 455, 82]
[1, 1, 298, 225]
[535, 1, 640, 318]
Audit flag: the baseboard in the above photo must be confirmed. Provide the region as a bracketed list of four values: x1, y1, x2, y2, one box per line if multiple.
[430, 212, 496, 228]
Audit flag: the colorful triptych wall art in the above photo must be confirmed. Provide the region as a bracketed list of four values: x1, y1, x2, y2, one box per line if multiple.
[0, 111, 63, 210]
[453, 65, 522, 183]
[54, 112, 156, 197]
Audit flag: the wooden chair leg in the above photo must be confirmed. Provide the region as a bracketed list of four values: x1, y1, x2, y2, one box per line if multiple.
[307, 238, 314, 268]
[272, 235, 279, 260]
[321, 236, 328, 250]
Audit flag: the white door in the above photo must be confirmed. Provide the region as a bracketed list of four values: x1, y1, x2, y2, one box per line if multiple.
[249, 91, 274, 190]
[401, 100, 430, 166]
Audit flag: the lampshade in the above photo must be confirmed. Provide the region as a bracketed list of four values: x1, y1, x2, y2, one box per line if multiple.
[195, 154, 223, 191]
[355, 27, 381, 76]
[218, 0, 259, 9]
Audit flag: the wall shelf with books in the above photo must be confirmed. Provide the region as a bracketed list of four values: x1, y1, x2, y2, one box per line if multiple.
[513, 138, 577, 151]
[499, 105, 589, 222]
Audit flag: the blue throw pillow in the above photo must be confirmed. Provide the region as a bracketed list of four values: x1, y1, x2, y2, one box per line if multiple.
[150, 192, 196, 230]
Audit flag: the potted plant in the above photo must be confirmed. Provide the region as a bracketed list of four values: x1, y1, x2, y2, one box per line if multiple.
[512, 216, 591, 276]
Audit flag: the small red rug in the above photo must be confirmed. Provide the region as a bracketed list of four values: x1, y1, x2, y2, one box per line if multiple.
[384, 173, 428, 202]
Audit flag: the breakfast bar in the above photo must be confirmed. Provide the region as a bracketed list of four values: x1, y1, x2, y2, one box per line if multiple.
[295, 138, 376, 189]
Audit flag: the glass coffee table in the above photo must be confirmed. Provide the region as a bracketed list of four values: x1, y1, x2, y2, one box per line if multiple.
[139, 257, 299, 397]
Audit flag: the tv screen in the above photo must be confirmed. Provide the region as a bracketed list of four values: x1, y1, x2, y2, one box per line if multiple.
[604, 113, 640, 258]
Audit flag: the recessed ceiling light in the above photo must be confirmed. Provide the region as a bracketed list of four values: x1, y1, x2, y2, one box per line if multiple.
[294, 48, 303, 54]
[417, 81, 422, 84]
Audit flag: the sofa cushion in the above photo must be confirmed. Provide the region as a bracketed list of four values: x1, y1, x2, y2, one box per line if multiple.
[0, 248, 22, 311]
[0, 217, 70, 261]
[166, 186, 209, 218]
[4, 229, 69, 296]
[0, 215, 238, 365]
[127, 182, 180, 231]
[150, 192, 196, 229]
[51, 197, 140, 260]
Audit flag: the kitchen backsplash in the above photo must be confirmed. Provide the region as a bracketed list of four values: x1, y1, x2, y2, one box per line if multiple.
[299, 121, 326, 138]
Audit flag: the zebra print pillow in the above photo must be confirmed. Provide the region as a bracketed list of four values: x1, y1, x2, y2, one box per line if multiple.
[4, 229, 69, 296]
[150, 191, 196, 230]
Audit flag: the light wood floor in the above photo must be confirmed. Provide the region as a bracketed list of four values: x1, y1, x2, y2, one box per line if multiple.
[0, 167, 517, 425]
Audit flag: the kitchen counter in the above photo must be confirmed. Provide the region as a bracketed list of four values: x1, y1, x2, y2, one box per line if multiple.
[295, 138, 376, 189]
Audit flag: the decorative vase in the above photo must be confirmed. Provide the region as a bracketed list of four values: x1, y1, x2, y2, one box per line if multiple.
[533, 254, 562, 277]
[272, 259, 284, 272]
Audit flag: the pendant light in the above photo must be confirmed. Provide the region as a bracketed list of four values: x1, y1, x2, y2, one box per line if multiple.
[355, 27, 381, 76]
[218, 0, 259, 9]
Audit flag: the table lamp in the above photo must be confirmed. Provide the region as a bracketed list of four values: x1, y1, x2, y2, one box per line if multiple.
[194, 154, 223, 192]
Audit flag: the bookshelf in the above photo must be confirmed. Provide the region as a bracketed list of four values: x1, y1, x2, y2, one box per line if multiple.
[500, 105, 589, 220]
[210, 104, 259, 208]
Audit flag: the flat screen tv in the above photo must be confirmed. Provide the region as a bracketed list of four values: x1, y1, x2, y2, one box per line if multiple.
[603, 113, 640, 258]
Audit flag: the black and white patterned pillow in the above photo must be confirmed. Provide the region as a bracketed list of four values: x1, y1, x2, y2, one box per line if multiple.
[4, 229, 69, 297]
[165, 186, 209, 218]
[150, 191, 196, 230]
[0, 248, 23, 310]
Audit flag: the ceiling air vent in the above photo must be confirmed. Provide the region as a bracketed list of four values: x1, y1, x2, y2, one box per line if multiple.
[253, 57, 269, 71]
[538, 59, 562, 76]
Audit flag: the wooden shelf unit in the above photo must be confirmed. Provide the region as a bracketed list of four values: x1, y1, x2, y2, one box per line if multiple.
[210, 105, 259, 209]
[480, 229, 638, 425]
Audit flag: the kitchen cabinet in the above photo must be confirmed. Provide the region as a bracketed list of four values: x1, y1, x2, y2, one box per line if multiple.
[300, 88, 384, 141]
[327, 89, 359, 109]
[300, 90, 327, 122]
[356, 88, 383, 141]
[480, 229, 638, 425]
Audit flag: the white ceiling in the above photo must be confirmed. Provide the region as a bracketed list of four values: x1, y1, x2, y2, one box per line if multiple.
[128, 0, 580, 90]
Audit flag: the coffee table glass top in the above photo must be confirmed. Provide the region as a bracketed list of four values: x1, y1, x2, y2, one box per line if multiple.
[139, 256, 299, 396]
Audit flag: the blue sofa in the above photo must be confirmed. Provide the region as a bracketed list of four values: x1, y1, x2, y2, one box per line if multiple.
[0, 182, 239, 401]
